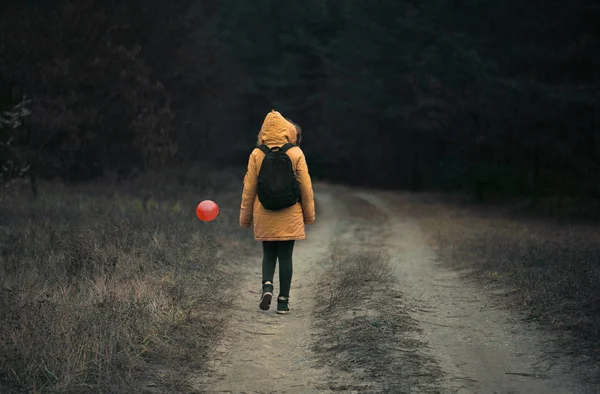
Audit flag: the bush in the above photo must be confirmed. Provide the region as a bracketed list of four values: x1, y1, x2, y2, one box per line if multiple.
[0, 99, 31, 185]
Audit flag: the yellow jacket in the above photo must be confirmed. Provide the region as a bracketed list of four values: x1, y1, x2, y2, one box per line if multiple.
[240, 110, 315, 241]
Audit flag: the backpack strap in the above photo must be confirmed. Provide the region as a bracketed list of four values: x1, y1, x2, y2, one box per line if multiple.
[280, 143, 297, 153]
[257, 144, 271, 154]
[257, 143, 296, 154]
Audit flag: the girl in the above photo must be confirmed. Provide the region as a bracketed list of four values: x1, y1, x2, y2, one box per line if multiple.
[240, 110, 315, 314]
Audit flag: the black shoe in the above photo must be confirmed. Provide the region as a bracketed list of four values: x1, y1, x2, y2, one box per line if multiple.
[276, 296, 290, 314]
[259, 283, 273, 311]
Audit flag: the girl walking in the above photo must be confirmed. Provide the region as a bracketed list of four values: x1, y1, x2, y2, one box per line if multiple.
[240, 110, 315, 314]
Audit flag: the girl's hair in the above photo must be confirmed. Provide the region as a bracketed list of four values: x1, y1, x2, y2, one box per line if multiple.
[286, 118, 302, 145]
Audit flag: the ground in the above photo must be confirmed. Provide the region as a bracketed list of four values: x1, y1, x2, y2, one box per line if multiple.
[196, 183, 598, 394]
[2, 179, 598, 393]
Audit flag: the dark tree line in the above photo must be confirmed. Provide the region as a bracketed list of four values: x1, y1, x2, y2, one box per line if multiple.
[1, 0, 598, 202]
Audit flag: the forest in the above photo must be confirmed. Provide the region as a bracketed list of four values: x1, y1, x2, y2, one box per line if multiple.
[1, 0, 598, 198]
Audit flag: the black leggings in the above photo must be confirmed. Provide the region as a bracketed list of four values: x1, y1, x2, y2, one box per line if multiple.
[262, 240, 295, 297]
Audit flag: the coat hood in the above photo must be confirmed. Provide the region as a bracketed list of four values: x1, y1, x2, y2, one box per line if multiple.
[257, 110, 297, 147]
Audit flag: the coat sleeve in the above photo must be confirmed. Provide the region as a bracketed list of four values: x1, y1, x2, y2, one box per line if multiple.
[240, 152, 258, 228]
[296, 152, 315, 224]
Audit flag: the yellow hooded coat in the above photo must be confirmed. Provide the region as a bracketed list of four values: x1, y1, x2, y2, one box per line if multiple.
[240, 110, 315, 240]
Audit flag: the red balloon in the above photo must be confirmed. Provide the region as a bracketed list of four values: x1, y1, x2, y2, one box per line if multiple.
[196, 200, 219, 222]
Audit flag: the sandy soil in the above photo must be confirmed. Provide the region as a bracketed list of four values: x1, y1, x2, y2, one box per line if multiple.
[196, 184, 596, 394]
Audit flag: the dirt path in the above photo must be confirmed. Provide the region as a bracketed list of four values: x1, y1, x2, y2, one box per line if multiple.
[196, 187, 348, 393]
[197, 185, 595, 393]
[356, 191, 594, 394]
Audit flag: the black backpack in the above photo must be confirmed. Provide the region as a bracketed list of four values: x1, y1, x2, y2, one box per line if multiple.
[256, 143, 301, 210]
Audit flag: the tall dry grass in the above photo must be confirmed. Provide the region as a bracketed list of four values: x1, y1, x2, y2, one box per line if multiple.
[0, 165, 254, 393]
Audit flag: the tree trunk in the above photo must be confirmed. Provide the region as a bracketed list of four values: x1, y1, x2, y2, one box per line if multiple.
[529, 140, 539, 208]
[29, 161, 38, 198]
[410, 149, 421, 191]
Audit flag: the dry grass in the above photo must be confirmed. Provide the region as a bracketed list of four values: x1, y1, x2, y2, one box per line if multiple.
[321, 251, 392, 313]
[0, 165, 254, 393]
[416, 197, 600, 382]
[312, 210, 443, 393]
